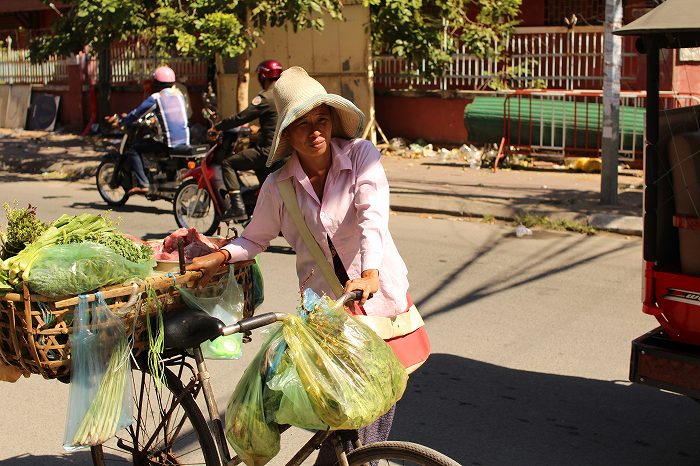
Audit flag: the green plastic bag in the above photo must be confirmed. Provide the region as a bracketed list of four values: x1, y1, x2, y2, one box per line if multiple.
[178, 267, 244, 360]
[225, 331, 281, 466]
[27, 242, 154, 298]
[281, 290, 408, 430]
[252, 256, 264, 309]
[264, 350, 328, 430]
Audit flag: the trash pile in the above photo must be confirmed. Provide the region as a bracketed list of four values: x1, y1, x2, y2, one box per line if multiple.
[378, 137, 627, 173]
[378, 137, 503, 169]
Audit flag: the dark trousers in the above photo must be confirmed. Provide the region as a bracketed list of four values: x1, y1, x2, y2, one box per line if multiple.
[213, 143, 268, 191]
[124, 140, 168, 188]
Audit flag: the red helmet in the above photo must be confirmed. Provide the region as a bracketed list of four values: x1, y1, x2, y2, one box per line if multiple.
[256, 60, 283, 80]
[153, 65, 176, 84]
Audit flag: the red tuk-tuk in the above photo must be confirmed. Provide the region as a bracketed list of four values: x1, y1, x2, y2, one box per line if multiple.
[615, 0, 700, 398]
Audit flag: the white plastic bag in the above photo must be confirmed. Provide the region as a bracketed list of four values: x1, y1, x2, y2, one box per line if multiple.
[64, 294, 133, 451]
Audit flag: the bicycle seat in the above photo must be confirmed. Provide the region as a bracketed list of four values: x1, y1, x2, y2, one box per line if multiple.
[169, 144, 209, 157]
[160, 307, 225, 350]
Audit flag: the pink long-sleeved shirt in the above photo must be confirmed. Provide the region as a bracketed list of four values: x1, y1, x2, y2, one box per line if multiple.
[222, 138, 409, 317]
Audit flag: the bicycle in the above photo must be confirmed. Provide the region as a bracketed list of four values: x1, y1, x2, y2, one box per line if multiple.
[89, 289, 460, 466]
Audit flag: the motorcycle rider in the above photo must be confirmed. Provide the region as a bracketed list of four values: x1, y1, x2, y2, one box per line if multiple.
[110, 65, 190, 196]
[213, 59, 283, 220]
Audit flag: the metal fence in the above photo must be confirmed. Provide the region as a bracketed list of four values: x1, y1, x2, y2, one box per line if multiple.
[0, 48, 69, 85]
[107, 41, 208, 85]
[497, 91, 700, 162]
[374, 26, 639, 91]
[0, 26, 642, 90]
[0, 41, 207, 86]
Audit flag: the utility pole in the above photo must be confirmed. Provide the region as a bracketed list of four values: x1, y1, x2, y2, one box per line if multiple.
[601, 0, 623, 205]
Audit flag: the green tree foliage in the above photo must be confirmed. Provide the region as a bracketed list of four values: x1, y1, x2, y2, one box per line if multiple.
[30, 0, 148, 62]
[30, 0, 524, 97]
[461, 0, 521, 59]
[460, 0, 524, 89]
[30, 0, 343, 61]
[366, 0, 521, 81]
[366, 0, 468, 78]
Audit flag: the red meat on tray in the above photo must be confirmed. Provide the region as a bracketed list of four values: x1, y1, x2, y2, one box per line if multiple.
[154, 228, 219, 262]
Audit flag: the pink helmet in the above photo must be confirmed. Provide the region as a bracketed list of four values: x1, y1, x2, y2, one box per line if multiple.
[256, 60, 283, 80]
[153, 65, 176, 84]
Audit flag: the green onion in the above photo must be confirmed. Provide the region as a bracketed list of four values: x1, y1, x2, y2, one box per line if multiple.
[71, 336, 129, 446]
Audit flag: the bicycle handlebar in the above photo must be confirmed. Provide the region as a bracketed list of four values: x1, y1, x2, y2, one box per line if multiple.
[220, 290, 370, 337]
[221, 312, 287, 336]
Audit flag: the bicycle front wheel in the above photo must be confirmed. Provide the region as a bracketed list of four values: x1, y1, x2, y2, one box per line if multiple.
[173, 179, 220, 236]
[91, 363, 219, 466]
[346, 441, 461, 466]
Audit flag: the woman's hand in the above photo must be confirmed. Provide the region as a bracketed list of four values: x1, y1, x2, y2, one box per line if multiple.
[105, 114, 120, 128]
[343, 269, 379, 305]
[185, 250, 229, 288]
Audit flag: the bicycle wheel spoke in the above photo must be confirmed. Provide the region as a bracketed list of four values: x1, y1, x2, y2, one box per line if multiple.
[91, 360, 218, 466]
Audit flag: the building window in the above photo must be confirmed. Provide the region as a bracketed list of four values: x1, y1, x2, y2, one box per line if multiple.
[545, 0, 605, 26]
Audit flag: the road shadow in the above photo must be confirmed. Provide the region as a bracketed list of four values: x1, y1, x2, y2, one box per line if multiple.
[392, 353, 700, 466]
[416, 230, 638, 320]
[0, 173, 47, 183]
[68, 201, 172, 216]
[0, 452, 93, 465]
[391, 181, 641, 217]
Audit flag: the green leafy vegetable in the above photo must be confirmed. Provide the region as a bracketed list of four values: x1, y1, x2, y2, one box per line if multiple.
[26, 242, 154, 298]
[0, 202, 47, 259]
[3, 213, 153, 288]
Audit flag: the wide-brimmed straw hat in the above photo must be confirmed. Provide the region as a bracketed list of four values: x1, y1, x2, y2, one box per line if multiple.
[267, 66, 365, 167]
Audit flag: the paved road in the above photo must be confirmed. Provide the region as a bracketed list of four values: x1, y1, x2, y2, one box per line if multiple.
[0, 177, 698, 465]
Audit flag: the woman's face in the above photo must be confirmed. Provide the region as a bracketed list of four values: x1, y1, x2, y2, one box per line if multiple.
[286, 105, 333, 162]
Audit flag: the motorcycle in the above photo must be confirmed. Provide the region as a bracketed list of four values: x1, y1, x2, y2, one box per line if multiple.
[95, 112, 209, 206]
[172, 107, 261, 235]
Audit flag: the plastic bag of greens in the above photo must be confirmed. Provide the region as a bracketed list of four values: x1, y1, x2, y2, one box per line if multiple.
[281, 289, 408, 430]
[27, 242, 154, 298]
[225, 330, 281, 466]
[252, 257, 264, 309]
[64, 293, 133, 451]
[264, 349, 328, 431]
[178, 266, 244, 359]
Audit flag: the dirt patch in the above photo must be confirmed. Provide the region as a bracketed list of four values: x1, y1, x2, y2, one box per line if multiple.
[0, 128, 108, 179]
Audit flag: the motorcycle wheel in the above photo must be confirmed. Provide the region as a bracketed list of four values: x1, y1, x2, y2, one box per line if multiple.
[173, 179, 220, 236]
[96, 159, 129, 206]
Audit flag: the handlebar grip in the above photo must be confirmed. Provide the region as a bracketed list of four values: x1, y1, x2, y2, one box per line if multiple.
[348, 290, 374, 302]
[235, 313, 282, 333]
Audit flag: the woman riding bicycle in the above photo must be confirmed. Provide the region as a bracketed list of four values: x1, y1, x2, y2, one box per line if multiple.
[187, 66, 430, 464]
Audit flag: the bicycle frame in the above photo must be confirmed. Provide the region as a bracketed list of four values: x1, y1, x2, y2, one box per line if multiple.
[92, 288, 458, 466]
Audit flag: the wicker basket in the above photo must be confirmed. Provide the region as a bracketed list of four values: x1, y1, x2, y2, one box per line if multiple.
[0, 261, 254, 380]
